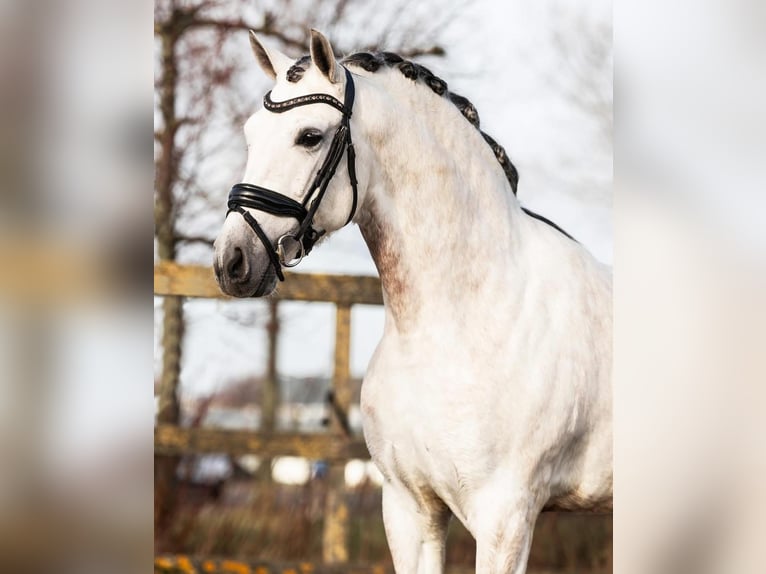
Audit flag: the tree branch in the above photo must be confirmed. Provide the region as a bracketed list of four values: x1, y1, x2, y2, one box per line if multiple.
[175, 234, 215, 247]
[182, 19, 308, 52]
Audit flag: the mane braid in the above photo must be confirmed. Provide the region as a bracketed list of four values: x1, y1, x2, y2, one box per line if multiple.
[280, 50, 574, 239]
[341, 51, 520, 196]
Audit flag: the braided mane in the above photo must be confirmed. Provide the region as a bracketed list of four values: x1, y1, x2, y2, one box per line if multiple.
[285, 51, 520, 195]
[283, 49, 575, 239]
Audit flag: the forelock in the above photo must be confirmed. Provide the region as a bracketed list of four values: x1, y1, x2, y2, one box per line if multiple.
[285, 55, 312, 83]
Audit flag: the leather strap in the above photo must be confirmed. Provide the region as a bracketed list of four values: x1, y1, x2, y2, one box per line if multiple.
[264, 91, 349, 116]
[228, 184, 307, 221]
[228, 205, 285, 281]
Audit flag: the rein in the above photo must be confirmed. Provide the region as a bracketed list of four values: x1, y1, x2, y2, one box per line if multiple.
[226, 67, 358, 281]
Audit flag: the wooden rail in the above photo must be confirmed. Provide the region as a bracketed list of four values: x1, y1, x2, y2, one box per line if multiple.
[155, 425, 369, 460]
[154, 261, 383, 305]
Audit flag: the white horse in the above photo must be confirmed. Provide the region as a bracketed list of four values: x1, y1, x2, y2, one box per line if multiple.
[214, 29, 612, 574]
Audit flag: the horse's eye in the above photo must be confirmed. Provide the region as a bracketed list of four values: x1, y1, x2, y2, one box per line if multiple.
[296, 129, 323, 148]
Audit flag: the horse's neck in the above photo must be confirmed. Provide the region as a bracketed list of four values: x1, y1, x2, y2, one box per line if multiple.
[355, 78, 530, 332]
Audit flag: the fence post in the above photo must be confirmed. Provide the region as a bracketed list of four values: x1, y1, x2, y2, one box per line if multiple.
[322, 304, 352, 563]
[256, 299, 280, 483]
[264, 299, 280, 430]
[155, 294, 183, 543]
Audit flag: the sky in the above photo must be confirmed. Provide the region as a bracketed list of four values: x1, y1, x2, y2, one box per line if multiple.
[155, 0, 613, 400]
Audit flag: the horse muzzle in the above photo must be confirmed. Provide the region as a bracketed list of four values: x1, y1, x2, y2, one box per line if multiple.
[214, 239, 278, 298]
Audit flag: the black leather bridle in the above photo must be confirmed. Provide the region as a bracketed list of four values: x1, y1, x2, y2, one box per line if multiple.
[226, 67, 358, 281]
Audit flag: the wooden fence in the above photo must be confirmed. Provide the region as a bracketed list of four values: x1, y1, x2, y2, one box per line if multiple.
[154, 261, 383, 566]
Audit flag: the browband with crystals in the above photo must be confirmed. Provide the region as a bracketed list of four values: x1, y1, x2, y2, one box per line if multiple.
[263, 91, 350, 116]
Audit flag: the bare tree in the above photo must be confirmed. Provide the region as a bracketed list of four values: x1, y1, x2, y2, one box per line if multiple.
[542, 2, 613, 202]
[550, 6, 612, 146]
[154, 0, 456, 545]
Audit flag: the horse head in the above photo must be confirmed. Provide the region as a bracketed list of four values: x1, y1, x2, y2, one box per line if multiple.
[215, 30, 371, 297]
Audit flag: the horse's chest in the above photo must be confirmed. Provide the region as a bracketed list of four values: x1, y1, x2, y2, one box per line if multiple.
[363, 399, 466, 502]
[360, 353, 488, 515]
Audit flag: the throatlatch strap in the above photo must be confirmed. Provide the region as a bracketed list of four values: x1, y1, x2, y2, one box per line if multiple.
[344, 136, 358, 225]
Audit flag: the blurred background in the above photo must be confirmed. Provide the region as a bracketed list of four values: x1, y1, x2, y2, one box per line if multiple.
[153, 0, 612, 572]
[1, 0, 764, 573]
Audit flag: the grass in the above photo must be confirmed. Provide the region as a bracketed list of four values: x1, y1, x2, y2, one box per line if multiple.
[158, 477, 611, 572]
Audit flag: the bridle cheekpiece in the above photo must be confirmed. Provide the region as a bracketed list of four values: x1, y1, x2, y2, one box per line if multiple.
[226, 67, 358, 281]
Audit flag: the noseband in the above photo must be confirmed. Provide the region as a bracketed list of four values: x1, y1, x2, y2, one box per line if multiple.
[226, 67, 358, 281]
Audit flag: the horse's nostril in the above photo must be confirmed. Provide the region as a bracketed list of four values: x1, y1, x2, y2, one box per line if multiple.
[226, 247, 245, 279]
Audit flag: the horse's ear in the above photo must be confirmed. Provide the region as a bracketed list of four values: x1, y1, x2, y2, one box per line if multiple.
[309, 29, 340, 83]
[249, 30, 293, 80]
